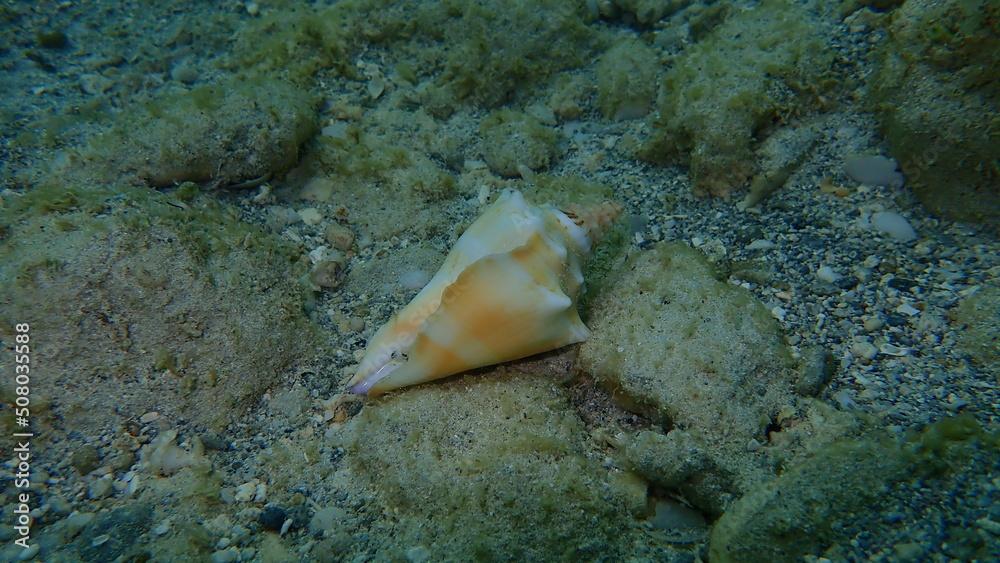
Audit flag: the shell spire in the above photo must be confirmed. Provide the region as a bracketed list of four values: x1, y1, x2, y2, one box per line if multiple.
[347, 190, 621, 396]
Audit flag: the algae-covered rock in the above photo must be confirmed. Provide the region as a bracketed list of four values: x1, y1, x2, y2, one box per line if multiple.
[480, 110, 562, 177]
[709, 415, 996, 562]
[83, 78, 317, 187]
[342, 371, 646, 560]
[0, 184, 319, 436]
[950, 285, 1000, 376]
[596, 38, 659, 121]
[640, 0, 834, 197]
[577, 242, 797, 512]
[870, 0, 1000, 223]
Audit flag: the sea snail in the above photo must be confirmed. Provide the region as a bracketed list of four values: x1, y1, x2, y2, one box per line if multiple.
[348, 189, 621, 396]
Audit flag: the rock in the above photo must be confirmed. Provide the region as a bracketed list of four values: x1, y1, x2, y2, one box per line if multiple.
[259, 506, 287, 531]
[795, 346, 834, 396]
[870, 0, 999, 223]
[87, 478, 113, 500]
[324, 224, 354, 251]
[309, 506, 347, 536]
[76, 504, 152, 562]
[82, 77, 317, 188]
[844, 155, 904, 188]
[479, 110, 561, 177]
[577, 242, 797, 513]
[340, 373, 646, 560]
[211, 547, 240, 563]
[868, 211, 916, 242]
[70, 446, 101, 475]
[596, 39, 659, 120]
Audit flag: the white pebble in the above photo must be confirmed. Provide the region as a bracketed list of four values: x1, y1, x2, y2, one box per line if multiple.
[234, 481, 257, 502]
[139, 411, 160, 424]
[895, 303, 920, 316]
[816, 266, 840, 283]
[844, 155, 904, 188]
[746, 239, 776, 251]
[870, 211, 916, 242]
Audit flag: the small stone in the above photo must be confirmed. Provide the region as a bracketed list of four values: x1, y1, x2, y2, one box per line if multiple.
[816, 266, 840, 283]
[254, 483, 268, 503]
[153, 521, 171, 536]
[140, 411, 160, 424]
[324, 223, 355, 251]
[245, 2, 260, 16]
[298, 208, 323, 226]
[869, 211, 916, 242]
[863, 316, 884, 332]
[895, 303, 920, 316]
[201, 434, 230, 451]
[795, 346, 834, 396]
[64, 512, 95, 538]
[211, 547, 240, 563]
[879, 343, 908, 356]
[259, 506, 287, 531]
[851, 340, 878, 362]
[91, 534, 110, 547]
[70, 445, 101, 475]
[88, 478, 113, 499]
[310, 261, 343, 289]
[234, 481, 257, 502]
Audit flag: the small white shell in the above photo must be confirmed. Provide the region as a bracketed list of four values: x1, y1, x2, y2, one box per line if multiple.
[348, 189, 620, 395]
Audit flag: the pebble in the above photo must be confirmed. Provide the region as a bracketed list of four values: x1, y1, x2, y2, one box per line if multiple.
[851, 340, 879, 362]
[863, 316, 884, 332]
[234, 481, 257, 503]
[88, 478, 113, 499]
[259, 506, 287, 531]
[298, 208, 323, 226]
[869, 211, 916, 242]
[139, 411, 160, 424]
[746, 239, 776, 251]
[324, 223, 355, 250]
[816, 265, 840, 283]
[211, 547, 240, 563]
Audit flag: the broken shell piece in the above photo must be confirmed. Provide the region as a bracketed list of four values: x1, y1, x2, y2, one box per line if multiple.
[348, 189, 621, 396]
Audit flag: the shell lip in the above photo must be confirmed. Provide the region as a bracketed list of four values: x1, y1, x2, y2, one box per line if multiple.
[349, 357, 404, 395]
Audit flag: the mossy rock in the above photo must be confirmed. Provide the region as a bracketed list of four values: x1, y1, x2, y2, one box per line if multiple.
[596, 38, 659, 121]
[709, 415, 997, 562]
[870, 0, 1000, 223]
[950, 284, 1000, 377]
[0, 183, 320, 437]
[341, 371, 648, 560]
[577, 242, 797, 512]
[480, 110, 562, 177]
[81, 78, 317, 187]
[640, 0, 834, 197]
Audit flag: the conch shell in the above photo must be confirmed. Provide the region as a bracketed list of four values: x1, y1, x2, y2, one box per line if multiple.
[348, 189, 621, 396]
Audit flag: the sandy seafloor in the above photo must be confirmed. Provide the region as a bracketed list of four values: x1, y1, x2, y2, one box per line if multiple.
[0, 0, 997, 562]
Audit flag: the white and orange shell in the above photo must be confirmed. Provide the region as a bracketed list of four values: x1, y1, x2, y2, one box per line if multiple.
[348, 189, 621, 396]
